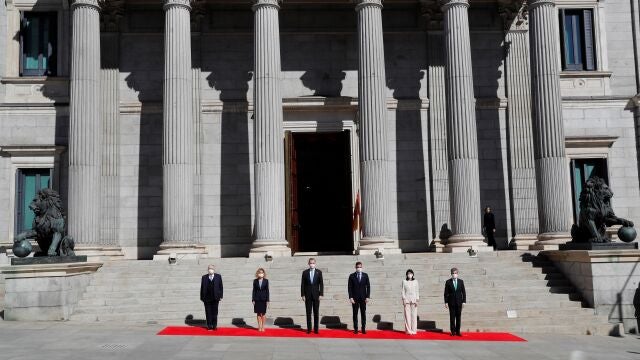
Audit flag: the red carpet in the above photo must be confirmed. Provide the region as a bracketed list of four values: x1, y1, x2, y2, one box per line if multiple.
[157, 326, 526, 342]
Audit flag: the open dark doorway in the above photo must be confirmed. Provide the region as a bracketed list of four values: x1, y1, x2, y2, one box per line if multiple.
[285, 131, 353, 253]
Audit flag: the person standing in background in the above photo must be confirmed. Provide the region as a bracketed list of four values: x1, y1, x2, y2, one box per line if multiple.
[483, 206, 497, 250]
[402, 269, 419, 335]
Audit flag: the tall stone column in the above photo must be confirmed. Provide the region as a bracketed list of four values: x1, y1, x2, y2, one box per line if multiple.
[499, 0, 540, 250]
[155, 0, 205, 259]
[354, 0, 399, 254]
[68, 0, 102, 248]
[528, 0, 572, 249]
[249, 0, 291, 258]
[440, 0, 489, 252]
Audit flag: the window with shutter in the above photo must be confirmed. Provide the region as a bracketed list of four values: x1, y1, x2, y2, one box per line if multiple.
[20, 12, 58, 76]
[559, 9, 597, 71]
[15, 168, 52, 235]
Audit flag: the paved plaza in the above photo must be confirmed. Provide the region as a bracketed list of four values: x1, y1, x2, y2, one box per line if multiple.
[0, 321, 639, 360]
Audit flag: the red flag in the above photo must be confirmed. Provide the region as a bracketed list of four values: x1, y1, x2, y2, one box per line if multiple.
[352, 191, 361, 234]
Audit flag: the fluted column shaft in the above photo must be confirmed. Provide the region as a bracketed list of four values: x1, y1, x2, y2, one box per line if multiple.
[68, 0, 101, 245]
[162, 0, 194, 244]
[504, 28, 539, 248]
[355, 0, 396, 253]
[528, 0, 572, 244]
[441, 0, 486, 250]
[250, 0, 290, 256]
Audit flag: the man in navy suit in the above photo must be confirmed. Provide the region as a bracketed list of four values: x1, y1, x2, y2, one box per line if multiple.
[301, 257, 323, 334]
[200, 264, 223, 330]
[348, 261, 370, 334]
[444, 267, 466, 336]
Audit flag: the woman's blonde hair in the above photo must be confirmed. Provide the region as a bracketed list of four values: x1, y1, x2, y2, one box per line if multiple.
[255, 268, 267, 278]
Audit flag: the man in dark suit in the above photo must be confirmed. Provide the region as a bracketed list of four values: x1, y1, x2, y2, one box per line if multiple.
[348, 261, 370, 334]
[444, 267, 465, 336]
[200, 264, 223, 330]
[301, 257, 323, 334]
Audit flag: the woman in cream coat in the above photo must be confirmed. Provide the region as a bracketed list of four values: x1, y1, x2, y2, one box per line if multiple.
[401, 269, 419, 335]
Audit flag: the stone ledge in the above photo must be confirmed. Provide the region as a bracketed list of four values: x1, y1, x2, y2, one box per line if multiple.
[0, 262, 103, 279]
[542, 249, 640, 263]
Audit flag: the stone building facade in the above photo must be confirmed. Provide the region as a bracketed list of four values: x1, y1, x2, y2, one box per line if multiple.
[0, 0, 639, 259]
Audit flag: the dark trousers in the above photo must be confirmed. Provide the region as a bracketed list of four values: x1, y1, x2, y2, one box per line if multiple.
[204, 300, 219, 329]
[305, 298, 320, 332]
[352, 300, 366, 330]
[448, 304, 462, 334]
[487, 230, 496, 250]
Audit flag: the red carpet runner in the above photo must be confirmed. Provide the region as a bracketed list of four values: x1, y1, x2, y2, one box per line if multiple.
[158, 326, 526, 342]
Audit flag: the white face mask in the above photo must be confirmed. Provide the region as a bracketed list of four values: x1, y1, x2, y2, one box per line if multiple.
[407, 274, 413, 279]
[452, 273, 458, 279]
[208, 269, 214, 275]
[309, 264, 316, 269]
[356, 268, 363, 273]
[258, 273, 264, 278]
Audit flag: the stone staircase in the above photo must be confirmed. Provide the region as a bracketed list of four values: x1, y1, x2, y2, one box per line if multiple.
[69, 251, 614, 335]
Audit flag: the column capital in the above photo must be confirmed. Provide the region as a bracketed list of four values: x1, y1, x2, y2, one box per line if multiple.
[354, 0, 383, 12]
[528, 0, 556, 10]
[440, 0, 469, 11]
[498, 0, 528, 32]
[420, 0, 443, 30]
[99, 0, 124, 32]
[252, 0, 281, 11]
[71, 0, 100, 11]
[163, 0, 191, 12]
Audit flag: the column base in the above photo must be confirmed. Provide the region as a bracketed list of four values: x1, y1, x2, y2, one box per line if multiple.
[509, 234, 539, 250]
[529, 232, 571, 250]
[153, 242, 207, 261]
[443, 234, 492, 253]
[249, 241, 291, 258]
[428, 238, 446, 253]
[73, 245, 124, 262]
[356, 237, 402, 255]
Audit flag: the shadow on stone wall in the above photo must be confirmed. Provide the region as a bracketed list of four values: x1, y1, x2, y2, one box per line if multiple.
[387, 57, 429, 250]
[206, 66, 253, 257]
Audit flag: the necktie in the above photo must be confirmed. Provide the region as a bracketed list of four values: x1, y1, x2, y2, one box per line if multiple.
[454, 279, 457, 290]
[310, 270, 314, 283]
[358, 273, 361, 282]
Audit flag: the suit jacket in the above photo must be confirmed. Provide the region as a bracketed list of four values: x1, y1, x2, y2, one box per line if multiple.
[444, 278, 466, 306]
[200, 273, 223, 302]
[301, 268, 324, 300]
[347, 272, 370, 301]
[252, 278, 270, 302]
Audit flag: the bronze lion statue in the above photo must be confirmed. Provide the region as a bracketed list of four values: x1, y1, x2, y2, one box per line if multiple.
[14, 188, 75, 256]
[571, 176, 634, 243]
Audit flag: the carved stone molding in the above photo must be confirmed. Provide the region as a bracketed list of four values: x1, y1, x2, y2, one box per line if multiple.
[191, 0, 206, 31]
[99, 0, 124, 32]
[498, 0, 528, 31]
[420, 0, 443, 30]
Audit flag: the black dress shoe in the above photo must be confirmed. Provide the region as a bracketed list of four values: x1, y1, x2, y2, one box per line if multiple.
[456, 332, 462, 337]
[353, 330, 358, 334]
[362, 329, 366, 334]
[314, 330, 319, 334]
[450, 332, 455, 336]
[307, 330, 311, 334]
